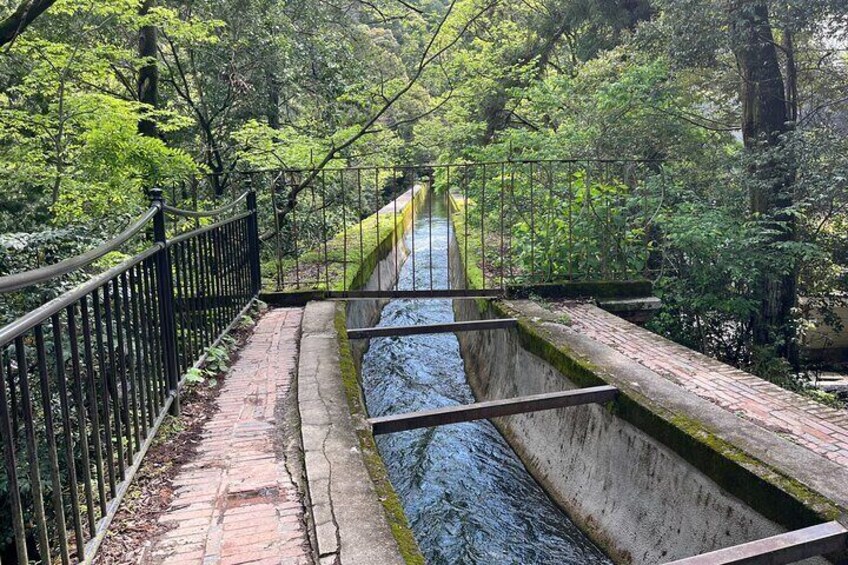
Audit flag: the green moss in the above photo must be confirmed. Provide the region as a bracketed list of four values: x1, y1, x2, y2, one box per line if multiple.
[483, 299, 844, 531]
[262, 213, 401, 292]
[616, 392, 840, 529]
[333, 304, 426, 565]
[556, 313, 572, 325]
[263, 185, 428, 293]
[498, 302, 607, 390]
[661, 413, 842, 524]
[449, 195, 486, 291]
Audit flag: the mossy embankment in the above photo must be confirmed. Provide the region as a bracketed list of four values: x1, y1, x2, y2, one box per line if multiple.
[261, 185, 428, 294]
[448, 193, 654, 301]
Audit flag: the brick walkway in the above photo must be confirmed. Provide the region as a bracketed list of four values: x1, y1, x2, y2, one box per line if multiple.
[557, 302, 848, 468]
[145, 308, 312, 565]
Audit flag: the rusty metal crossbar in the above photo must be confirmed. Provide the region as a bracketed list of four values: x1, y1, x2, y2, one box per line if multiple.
[665, 518, 848, 565]
[330, 289, 502, 299]
[368, 385, 619, 435]
[347, 318, 517, 339]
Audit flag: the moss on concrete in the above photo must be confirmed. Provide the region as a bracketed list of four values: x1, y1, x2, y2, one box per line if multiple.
[262, 185, 428, 293]
[449, 195, 486, 291]
[333, 303, 425, 565]
[482, 299, 844, 533]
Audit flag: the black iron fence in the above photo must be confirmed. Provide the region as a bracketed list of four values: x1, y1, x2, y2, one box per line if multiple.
[0, 189, 259, 564]
[246, 159, 666, 294]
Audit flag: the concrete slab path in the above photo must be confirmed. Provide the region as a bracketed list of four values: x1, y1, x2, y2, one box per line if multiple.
[298, 301, 407, 565]
[144, 307, 314, 565]
[558, 302, 848, 468]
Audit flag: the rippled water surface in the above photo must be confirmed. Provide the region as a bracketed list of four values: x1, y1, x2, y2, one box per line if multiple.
[359, 201, 611, 565]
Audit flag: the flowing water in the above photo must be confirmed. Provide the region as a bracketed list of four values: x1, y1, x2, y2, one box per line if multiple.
[359, 200, 611, 564]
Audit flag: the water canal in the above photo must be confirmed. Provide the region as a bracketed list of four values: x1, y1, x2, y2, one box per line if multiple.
[359, 198, 610, 564]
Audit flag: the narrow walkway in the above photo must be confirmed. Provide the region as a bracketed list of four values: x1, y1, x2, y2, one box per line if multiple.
[557, 302, 848, 468]
[145, 308, 312, 565]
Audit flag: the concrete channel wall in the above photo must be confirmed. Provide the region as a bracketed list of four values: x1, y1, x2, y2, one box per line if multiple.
[344, 184, 428, 368]
[452, 298, 801, 563]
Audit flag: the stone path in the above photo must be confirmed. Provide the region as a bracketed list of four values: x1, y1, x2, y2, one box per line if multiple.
[145, 307, 313, 565]
[558, 302, 848, 468]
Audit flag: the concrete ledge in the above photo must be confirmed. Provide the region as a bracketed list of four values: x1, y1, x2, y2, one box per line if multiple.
[597, 296, 662, 313]
[597, 296, 662, 324]
[454, 296, 847, 562]
[507, 280, 655, 300]
[505, 300, 848, 515]
[297, 301, 408, 565]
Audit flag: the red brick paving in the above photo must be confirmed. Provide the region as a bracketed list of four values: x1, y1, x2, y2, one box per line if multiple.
[558, 302, 848, 468]
[145, 308, 312, 565]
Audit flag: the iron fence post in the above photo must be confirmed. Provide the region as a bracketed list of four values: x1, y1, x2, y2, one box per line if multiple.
[246, 185, 261, 296]
[150, 188, 181, 416]
[0, 360, 28, 564]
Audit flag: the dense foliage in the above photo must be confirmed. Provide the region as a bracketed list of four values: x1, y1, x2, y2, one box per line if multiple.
[1, 0, 847, 374]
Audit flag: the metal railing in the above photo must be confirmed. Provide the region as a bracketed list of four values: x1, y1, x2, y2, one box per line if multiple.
[665, 516, 848, 564]
[245, 159, 666, 294]
[0, 189, 260, 564]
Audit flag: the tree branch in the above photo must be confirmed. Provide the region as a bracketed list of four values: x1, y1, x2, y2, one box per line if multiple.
[0, 0, 57, 48]
[285, 0, 493, 206]
[261, 0, 497, 239]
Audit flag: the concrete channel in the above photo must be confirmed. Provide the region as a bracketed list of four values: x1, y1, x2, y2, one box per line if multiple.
[283, 186, 848, 564]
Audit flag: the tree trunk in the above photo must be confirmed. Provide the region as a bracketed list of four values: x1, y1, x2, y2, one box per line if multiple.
[782, 28, 798, 123]
[267, 69, 281, 130]
[731, 1, 797, 357]
[137, 0, 159, 137]
[200, 119, 227, 196]
[0, 0, 57, 47]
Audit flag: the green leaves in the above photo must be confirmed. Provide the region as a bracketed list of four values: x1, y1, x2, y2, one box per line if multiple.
[0, 0, 202, 233]
[41, 92, 197, 226]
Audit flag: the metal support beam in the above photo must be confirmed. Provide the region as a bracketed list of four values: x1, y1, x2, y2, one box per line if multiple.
[347, 319, 517, 339]
[329, 289, 502, 299]
[665, 519, 848, 565]
[368, 385, 619, 435]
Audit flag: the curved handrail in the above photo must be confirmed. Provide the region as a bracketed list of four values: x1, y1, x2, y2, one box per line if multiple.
[0, 244, 161, 346]
[167, 211, 251, 247]
[0, 205, 161, 294]
[163, 191, 249, 218]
